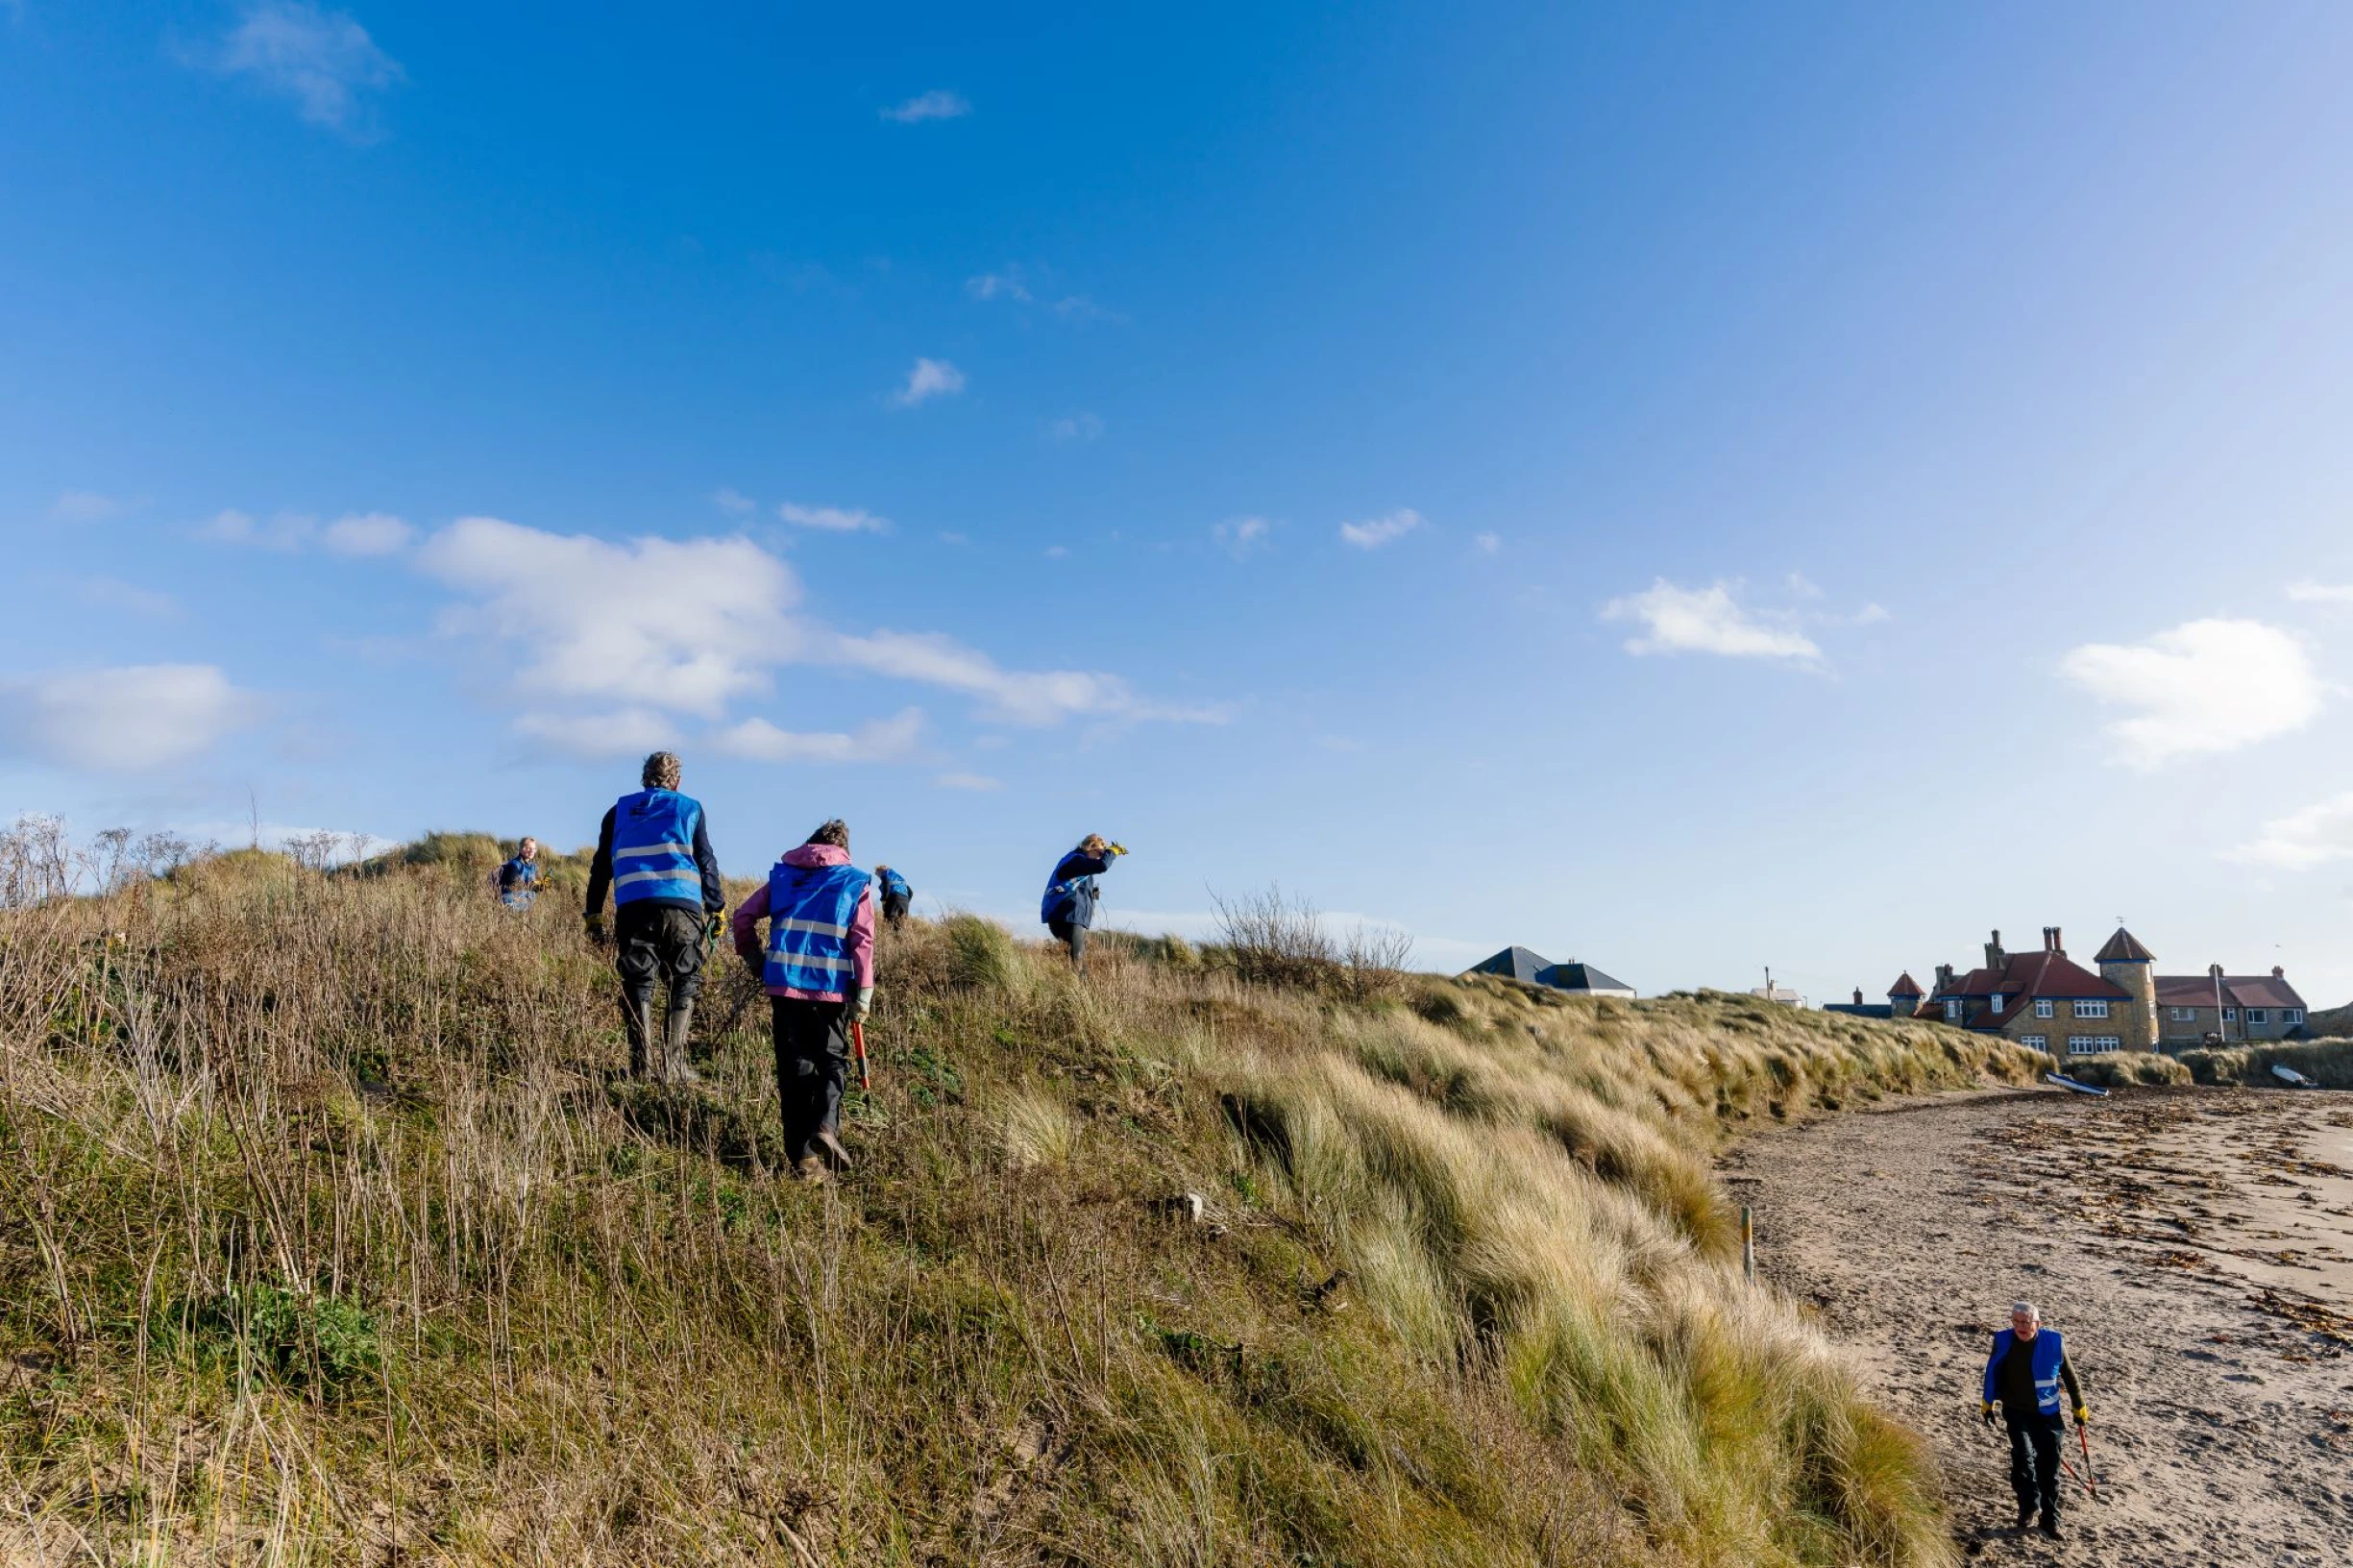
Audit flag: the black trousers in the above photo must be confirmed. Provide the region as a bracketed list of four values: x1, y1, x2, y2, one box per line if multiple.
[2006, 1413, 2063, 1519]
[1048, 918, 1089, 970]
[882, 893, 911, 925]
[772, 996, 850, 1163]
[615, 903, 708, 1009]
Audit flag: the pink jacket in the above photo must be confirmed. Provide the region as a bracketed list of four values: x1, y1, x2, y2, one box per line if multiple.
[731, 843, 876, 1001]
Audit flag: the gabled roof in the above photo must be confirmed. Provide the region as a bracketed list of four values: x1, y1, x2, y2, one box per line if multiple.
[1536, 961, 1633, 995]
[2094, 927, 2155, 963]
[1468, 945, 1552, 983]
[1931, 949, 2129, 1003]
[1887, 971, 1924, 997]
[2154, 973, 2307, 1010]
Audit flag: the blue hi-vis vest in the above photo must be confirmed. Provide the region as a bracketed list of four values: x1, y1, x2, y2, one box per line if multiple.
[610, 789, 704, 908]
[879, 869, 912, 902]
[1040, 851, 1098, 925]
[1983, 1328, 2066, 1415]
[764, 861, 870, 993]
[498, 858, 539, 909]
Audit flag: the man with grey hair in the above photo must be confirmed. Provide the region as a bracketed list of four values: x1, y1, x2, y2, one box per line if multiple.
[584, 750, 726, 1082]
[1981, 1299, 2088, 1539]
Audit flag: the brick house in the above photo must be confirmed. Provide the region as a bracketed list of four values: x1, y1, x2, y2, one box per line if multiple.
[1922, 925, 2309, 1059]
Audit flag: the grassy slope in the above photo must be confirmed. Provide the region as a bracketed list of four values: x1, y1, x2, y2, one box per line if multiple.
[0, 851, 2047, 1566]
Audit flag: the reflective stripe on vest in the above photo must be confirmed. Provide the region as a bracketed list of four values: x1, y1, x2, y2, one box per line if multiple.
[610, 789, 703, 907]
[764, 861, 870, 993]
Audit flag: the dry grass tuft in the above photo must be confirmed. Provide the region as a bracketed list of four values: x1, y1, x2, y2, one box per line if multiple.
[0, 831, 2046, 1565]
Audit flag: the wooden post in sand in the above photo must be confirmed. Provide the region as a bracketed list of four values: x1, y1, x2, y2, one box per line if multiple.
[1741, 1207, 1755, 1284]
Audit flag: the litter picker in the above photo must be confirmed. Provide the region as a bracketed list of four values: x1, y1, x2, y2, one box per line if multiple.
[851, 1019, 872, 1092]
[2075, 1422, 2098, 1499]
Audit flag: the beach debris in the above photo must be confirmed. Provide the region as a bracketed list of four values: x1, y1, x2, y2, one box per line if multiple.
[2045, 1072, 2110, 1096]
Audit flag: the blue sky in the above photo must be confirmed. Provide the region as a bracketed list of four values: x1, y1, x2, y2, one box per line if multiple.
[11, 3, 2353, 1003]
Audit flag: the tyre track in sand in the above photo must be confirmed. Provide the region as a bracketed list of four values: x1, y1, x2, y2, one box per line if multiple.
[1718, 1087, 2353, 1565]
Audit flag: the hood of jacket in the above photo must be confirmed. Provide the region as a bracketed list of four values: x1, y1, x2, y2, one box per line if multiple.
[781, 843, 851, 870]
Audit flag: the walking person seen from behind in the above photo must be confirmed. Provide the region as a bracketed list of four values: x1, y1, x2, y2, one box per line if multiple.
[583, 751, 725, 1084]
[495, 837, 541, 909]
[732, 819, 874, 1184]
[1981, 1299, 2089, 1540]
[874, 864, 913, 928]
[1040, 834, 1125, 972]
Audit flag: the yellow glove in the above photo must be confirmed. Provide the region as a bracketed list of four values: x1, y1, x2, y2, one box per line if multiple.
[1980, 1401, 1997, 1427]
[1107, 842, 1129, 856]
[2073, 1406, 2089, 1425]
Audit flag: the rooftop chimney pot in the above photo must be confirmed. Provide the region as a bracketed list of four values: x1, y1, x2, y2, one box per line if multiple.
[2273, 965, 2285, 979]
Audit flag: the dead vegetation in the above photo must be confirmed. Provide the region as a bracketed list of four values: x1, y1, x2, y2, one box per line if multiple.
[0, 832, 2048, 1565]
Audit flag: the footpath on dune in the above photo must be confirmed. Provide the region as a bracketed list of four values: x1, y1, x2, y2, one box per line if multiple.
[1720, 1085, 2353, 1566]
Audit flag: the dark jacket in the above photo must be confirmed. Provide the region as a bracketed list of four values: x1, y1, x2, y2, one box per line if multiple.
[1041, 848, 1115, 928]
[878, 869, 912, 903]
[585, 801, 724, 917]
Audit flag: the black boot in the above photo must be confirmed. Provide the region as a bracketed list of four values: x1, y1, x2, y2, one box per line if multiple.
[2038, 1510, 2061, 1540]
[622, 992, 655, 1079]
[2016, 1503, 2035, 1532]
[663, 1002, 699, 1085]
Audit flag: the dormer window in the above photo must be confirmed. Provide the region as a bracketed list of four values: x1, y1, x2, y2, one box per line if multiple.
[2035, 999, 2054, 1018]
[1990, 993, 2005, 1012]
[1945, 999, 1964, 1022]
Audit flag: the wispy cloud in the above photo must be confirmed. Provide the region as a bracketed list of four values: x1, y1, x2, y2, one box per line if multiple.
[198, 508, 312, 550]
[321, 511, 413, 555]
[713, 709, 924, 765]
[1052, 295, 1121, 324]
[1600, 580, 1822, 662]
[934, 772, 1002, 792]
[1214, 516, 1271, 559]
[76, 577, 177, 618]
[880, 88, 969, 124]
[2060, 618, 2323, 769]
[48, 490, 132, 525]
[711, 487, 757, 518]
[967, 269, 1031, 303]
[1047, 412, 1104, 442]
[0, 664, 260, 771]
[1337, 508, 1425, 550]
[1473, 531, 1501, 555]
[2287, 579, 2353, 604]
[777, 501, 891, 533]
[202, 2, 404, 138]
[892, 357, 966, 407]
[2227, 791, 2353, 870]
[513, 708, 679, 761]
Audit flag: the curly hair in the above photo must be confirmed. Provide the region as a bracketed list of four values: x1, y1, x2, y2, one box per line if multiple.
[641, 751, 682, 791]
[807, 819, 850, 850]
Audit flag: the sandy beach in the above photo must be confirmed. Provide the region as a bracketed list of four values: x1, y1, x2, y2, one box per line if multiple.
[1721, 1086, 2353, 1564]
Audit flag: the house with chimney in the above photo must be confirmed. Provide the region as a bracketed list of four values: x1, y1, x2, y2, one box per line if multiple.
[1921, 925, 2309, 1058]
[1825, 972, 1924, 1020]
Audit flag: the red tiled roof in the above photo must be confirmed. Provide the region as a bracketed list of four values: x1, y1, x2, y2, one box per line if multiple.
[1934, 949, 2130, 1002]
[2094, 927, 2155, 963]
[2154, 974, 2306, 1010]
[1888, 971, 1924, 997]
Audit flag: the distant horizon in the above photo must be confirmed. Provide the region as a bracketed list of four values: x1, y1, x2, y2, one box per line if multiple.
[9, 6, 2353, 1008]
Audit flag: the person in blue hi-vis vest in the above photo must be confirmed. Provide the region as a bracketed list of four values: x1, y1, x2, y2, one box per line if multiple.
[494, 837, 541, 909]
[873, 865, 913, 927]
[583, 751, 726, 1083]
[1039, 834, 1126, 972]
[730, 819, 876, 1182]
[1980, 1300, 2089, 1540]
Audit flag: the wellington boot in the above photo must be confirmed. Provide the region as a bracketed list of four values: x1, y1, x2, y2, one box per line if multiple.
[621, 993, 655, 1079]
[2016, 1505, 2035, 1532]
[2038, 1511, 2061, 1541]
[813, 1128, 852, 1171]
[794, 1156, 828, 1185]
[662, 1003, 699, 1085]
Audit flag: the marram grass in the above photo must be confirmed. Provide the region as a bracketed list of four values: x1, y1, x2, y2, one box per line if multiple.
[0, 847, 2043, 1564]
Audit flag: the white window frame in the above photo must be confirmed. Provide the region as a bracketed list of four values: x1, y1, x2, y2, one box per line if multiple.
[2286, 1008, 2303, 1024]
[1944, 999, 1964, 1022]
[2070, 1036, 2122, 1055]
[2072, 999, 2110, 1020]
[2034, 998, 2054, 1019]
[2245, 1008, 2267, 1024]
[2018, 1034, 2048, 1050]
[2169, 1007, 2197, 1022]
[2222, 1007, 2238, 1022]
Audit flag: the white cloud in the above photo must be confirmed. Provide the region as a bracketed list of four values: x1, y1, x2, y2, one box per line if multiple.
[76, 577, 176, 617]
[1048, 412, 1104, 442]
[934, 772, 1002, 792]
[712, 708, 924, 765]
[1600, 579, 1822, 662]
[1214, 516, 1271, 558]
[2058, 618, 2322, 769]
[514, 708, 679, 760]
[416, 517, 1207, 733]
[419, 516, 801, 719]
[880, 88, 969, 123]
[711, 487, 757, 517]
[208, 2, 404, 136]
[1473, 531, 1501, 555]
[2287, 580, 2353, 604]
[777, 501, 891, 533]
[199, 507, 313, 550]
[1053, 295, 1120, 324]
[2227, 792, 2353, 870]
[49, 490, 129, 525]
[1043, 545, 1069, 560]
[891, 357, 966, 407]
[321, 511, 413, 555]
[967, 269, 1031, 303]
[1338, 508, 1425, 550]
[0, 665, 259, 771]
